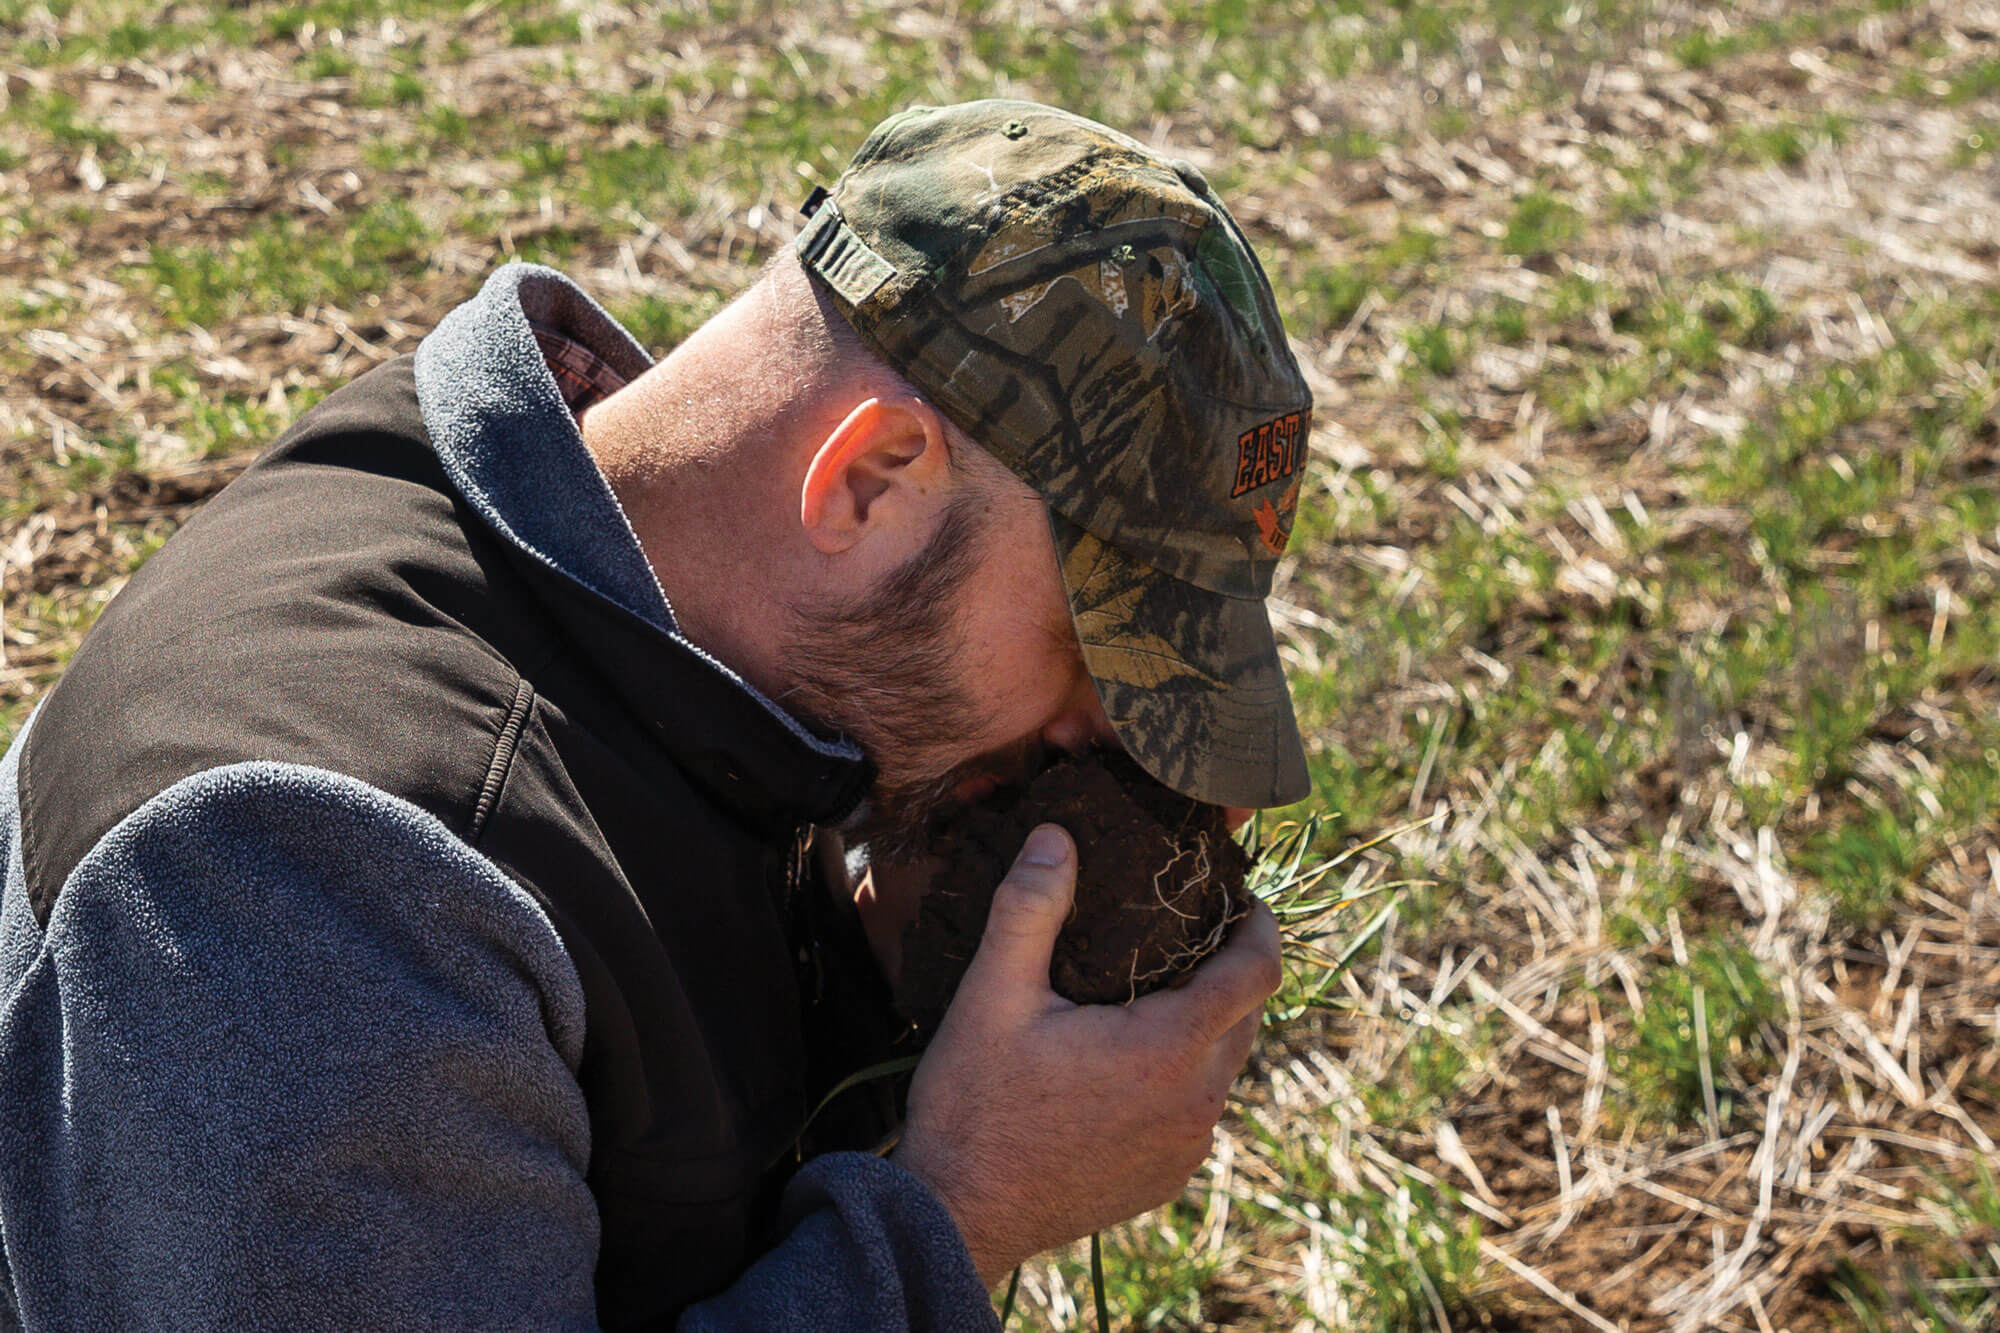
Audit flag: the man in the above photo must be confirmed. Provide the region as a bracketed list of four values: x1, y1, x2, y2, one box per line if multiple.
[0, 100, 1312, 1329]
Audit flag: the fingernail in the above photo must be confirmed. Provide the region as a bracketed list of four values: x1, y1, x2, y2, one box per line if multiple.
[1019, 825, 1070, 867]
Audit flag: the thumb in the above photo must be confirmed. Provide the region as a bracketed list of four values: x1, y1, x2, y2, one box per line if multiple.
[959, 824, 1076, 1011]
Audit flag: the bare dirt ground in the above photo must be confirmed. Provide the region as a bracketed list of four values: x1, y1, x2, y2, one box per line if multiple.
[5, 1, 1999, 1328]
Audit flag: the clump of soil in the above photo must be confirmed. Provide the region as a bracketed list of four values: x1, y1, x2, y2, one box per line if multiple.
[893, 750, 1252, 1038]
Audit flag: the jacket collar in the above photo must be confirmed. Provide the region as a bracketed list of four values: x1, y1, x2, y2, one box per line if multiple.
[412, 263, 872, 830]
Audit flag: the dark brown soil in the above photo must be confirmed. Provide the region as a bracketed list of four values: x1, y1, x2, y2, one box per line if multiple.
[893, 750, 1252, 1037]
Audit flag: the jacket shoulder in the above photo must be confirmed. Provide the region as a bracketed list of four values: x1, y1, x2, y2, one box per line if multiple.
[279, 353, 421, 447]
[18, 355, 552, 924]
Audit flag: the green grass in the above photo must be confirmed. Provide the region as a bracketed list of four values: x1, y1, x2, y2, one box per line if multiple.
[1401, 323, 1464, 378]
[1327, 1178, 1484, 1332]
[1951, 121, 2000, 163]
[1502, 187, 1582, 259]
[1935, 56, 2000, 106]
[1029, 1201, 1232, 1330]
[1283, 260, 1374, 332]
[1, 87, 120, 152]
[1723, 112, 1852, 167]
[300, 44, 359, 80]
[4, 0, 583, 60]
[1360, 1010, 1490, 1129]
[1669, 0, 1922, 71]
[8, 0, 2000, 1325]
[1484, 298, 1530, 344]
[1275, 1173, 1484, 1331]
[1529, 274, 1783, 428]
[133, 198, 432, 325]
[1796, 806, 1924, 932]
[1831, 1162, 2000, 1331]
[1615, 937, 1779, 1128]
[611, 291, 729, 356]
[149, 366, 324, 460]
[507, 11, 580, 45]
[1605, 145, 1710, 219]
[8, 6, 258, 64]
[1273, 224, 1454, 341]
[1, 428, 146, 527]
[1609, 855, 1699, 950]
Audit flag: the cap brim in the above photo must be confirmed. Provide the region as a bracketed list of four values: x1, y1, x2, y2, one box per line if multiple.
[1048, 509, 1310, 809]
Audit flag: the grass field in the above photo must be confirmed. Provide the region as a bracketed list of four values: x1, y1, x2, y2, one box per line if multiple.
[5, 0, 1999, 1328]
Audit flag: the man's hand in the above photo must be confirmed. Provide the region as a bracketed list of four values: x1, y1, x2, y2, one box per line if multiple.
[890, 823, 1282, 1287]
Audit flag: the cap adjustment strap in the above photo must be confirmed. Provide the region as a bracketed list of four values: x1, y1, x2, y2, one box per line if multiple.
[793, 198, 896, 305]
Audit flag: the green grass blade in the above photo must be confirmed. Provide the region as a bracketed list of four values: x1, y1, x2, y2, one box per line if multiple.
[1091, 1230, 1111, 1331]
[1328, 894, 1401, 979]
[781, 1054, 921, 1163]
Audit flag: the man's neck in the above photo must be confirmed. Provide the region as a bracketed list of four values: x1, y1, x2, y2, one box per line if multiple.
[579, 387, 802, 705]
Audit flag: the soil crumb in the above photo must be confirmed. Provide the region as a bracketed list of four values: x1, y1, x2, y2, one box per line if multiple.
[893, 750, 1252, 1037]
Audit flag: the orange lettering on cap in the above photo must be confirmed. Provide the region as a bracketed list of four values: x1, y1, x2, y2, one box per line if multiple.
[1231, 427, 1259, 496]
[1230, 410, 1309, 499]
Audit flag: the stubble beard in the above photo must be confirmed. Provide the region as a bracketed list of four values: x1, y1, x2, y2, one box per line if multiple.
[776, 492, 1005, 865]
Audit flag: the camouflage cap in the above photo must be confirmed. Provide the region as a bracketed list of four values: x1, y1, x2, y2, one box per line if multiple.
[797, 98, 1312, 809]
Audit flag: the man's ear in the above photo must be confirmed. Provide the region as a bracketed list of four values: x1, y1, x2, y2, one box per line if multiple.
[799, 396, 952, 554]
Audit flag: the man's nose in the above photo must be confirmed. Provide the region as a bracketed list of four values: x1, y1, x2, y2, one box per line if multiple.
[1039, 685, 1118, 755]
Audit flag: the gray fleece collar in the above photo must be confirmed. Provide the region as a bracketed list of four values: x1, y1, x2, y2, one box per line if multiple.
[413, 263, 860, 764]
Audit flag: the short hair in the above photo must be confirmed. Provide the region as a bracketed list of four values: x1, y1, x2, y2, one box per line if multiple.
[753, 247, 1018, 495]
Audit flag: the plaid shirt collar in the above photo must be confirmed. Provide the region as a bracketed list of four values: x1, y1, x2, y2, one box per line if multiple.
[530, 319, 630, 416]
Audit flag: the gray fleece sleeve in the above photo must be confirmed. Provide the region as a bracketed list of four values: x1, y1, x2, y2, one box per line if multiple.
[0, 759, 997, 1331]
[0, 761, 600, 1330]
[683, 1152, 1000, 1333]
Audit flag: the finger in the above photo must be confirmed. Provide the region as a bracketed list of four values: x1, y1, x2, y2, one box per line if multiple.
[1198, 1006, 1264, 1089]
[1134, 899, 1282, 1048]
[952, 824, 1077, 1016]
[1182, 1009, 1264, 1145]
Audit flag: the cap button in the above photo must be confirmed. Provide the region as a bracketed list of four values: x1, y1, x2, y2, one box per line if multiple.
[1170, 157, 1211, 194]
[1000, 119, 1028, 140]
